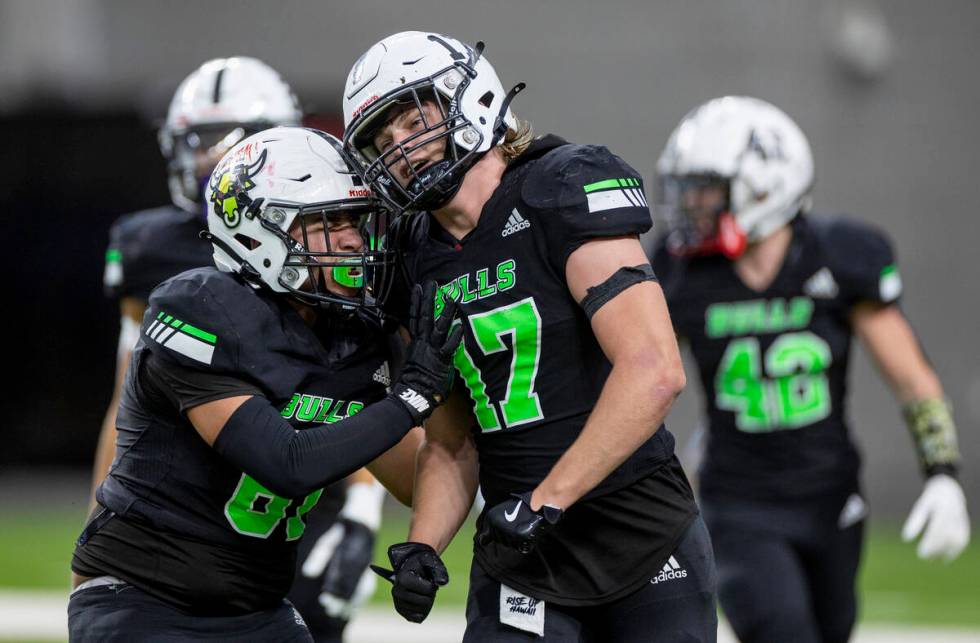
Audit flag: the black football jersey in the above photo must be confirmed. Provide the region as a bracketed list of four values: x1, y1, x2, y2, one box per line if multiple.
[653, 214, 902, 501]
[81, 267, 391, 612]
[103, 205, 213, 301]
[392, 136, 698, 603]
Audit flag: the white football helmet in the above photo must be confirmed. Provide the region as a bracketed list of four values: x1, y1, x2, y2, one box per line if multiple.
[342, 31, 523, 213]
[656, 96, 814, 258]
[203, 127, 393, 311]
[160, 57, 302, 213]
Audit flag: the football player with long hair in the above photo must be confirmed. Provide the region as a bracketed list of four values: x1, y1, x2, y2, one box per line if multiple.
[343, 31, 717, 641]
[651, 95, 970, 643]
[69, 127, 461, 641]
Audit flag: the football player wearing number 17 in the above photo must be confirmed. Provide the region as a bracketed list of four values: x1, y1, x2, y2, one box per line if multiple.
[343, 31, 717, 641]
[651, 96, 971, 643]
[67, 127, 462, 641]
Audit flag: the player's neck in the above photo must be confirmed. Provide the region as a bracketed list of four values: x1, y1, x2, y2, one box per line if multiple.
[431, 148, 507, 240]
[733, 225, 794, 292]
[288, 299, 317, 326]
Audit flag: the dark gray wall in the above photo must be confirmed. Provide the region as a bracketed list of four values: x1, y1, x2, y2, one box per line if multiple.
[2, 0, 977, 517]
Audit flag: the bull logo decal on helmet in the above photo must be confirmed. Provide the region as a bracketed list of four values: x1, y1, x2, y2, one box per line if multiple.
[209, 148, 268, 228]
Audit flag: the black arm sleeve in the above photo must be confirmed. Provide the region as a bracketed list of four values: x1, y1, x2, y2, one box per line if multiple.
[213, 395, 415, 499]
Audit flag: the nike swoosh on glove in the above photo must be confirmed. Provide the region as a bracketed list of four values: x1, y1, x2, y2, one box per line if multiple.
[902, 474, 971, 562]
[371, 542, 448, 623]
[479, 491, 563, 554]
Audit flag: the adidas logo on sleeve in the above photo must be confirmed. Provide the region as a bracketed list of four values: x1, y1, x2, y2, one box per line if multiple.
[502, 209, 531, 237]
[649, 555, 687, 585]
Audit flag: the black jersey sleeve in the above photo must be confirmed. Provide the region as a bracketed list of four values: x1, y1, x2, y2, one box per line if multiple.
[103, 219, 126, 299]
[142, 351, 261, 413]
[521, 144, 653, 272]
[821, 216, 903, 307]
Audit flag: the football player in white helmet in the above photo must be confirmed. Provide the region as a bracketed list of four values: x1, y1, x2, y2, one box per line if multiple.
[71, 127, 460, 641]
[345, 32, 717, 641]
[652, 95, 970, 643]
[92, 59, 385, 642]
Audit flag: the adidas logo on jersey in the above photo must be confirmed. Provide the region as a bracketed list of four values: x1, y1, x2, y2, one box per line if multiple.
[502, 209, 531, 237]
[373, 362, 391, 388]
[804, 267, 839, 299]
[650, 556, 687, 585]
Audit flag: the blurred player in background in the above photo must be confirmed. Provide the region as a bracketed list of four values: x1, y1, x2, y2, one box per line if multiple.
[90, 58, 386, 641]
[651, 95, 971, 643]
[344, 31, 717, 641]
[70, 127, 460, 641]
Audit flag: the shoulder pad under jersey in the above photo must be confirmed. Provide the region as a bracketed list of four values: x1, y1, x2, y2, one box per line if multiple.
[808, 214, 902, 306]
[143, 267, 283, 374]
[520, 144, 652, 269]
[104, 205, 212, 301]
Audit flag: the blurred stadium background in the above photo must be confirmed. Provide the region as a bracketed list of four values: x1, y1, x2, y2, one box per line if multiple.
[1, 0, 978, 640]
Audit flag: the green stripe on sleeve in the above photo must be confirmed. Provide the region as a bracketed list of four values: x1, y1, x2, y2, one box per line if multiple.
[105, 249, 122, 263]
[583, 179, 623, 193]
[180, 323, 217, 344]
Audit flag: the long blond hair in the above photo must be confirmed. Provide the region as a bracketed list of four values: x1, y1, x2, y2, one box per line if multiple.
[499, 116, 534, 163]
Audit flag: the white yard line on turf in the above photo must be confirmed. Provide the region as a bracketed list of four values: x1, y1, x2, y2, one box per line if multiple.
[2, 589, 979, 643]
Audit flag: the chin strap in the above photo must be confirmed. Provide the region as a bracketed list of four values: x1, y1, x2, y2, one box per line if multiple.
[491, 82, 527, 146]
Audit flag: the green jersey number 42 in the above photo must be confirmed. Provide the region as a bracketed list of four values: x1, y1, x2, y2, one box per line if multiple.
[715, 330, 833, 432]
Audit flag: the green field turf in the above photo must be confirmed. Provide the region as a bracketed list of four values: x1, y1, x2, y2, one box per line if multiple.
[3, 505, 978, 626]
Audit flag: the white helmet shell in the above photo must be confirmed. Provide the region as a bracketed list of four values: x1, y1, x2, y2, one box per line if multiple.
[205, 127, 382, 306]
[343, 31, 517, 159]
[160, 57, 302, 213]
[657, 96, 814, 243]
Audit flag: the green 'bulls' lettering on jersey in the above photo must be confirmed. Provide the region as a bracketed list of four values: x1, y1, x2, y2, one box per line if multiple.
[434, 259, 517, 318]
[279, 394, 365, 424]
[223, 395, 366, 540]
[705, 297, 814, 339]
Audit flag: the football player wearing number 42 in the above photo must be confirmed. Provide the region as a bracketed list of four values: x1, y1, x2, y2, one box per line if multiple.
[344, 31, 717, 642]
[68, 127, 462, 642]
[651, 96, 971, 643]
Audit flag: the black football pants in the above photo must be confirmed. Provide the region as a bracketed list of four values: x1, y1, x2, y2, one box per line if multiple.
[701, 488, 864, 643]
[462, 514, 718, 642]
[68, 577, 312, 642]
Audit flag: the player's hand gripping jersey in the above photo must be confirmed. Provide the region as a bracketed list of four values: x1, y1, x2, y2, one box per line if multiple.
[390, 136, 698, 604]
[653, 214, 902, 500]
[75, 267, 392, 614]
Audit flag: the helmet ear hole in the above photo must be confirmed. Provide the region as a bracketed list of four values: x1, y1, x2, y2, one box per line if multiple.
[234, 233, 262, 250]
[478, 90, 494, 108]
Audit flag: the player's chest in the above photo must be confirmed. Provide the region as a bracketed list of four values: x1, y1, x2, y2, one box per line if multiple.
[266, 346, 390, 430]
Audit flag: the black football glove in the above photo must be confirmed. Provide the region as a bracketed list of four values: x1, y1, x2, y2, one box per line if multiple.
[390, 281, 463, 424]
[315, 518, 376, 619]
[479, 491, 563, 554]
[371, 542, 449, 623]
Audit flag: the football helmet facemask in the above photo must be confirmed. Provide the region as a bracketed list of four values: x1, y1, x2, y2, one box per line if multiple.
[656, 96, 814, 259]
[203, 127, 394, 312]
[342, 31, 524, 214]
[160, 57, 302, 214]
